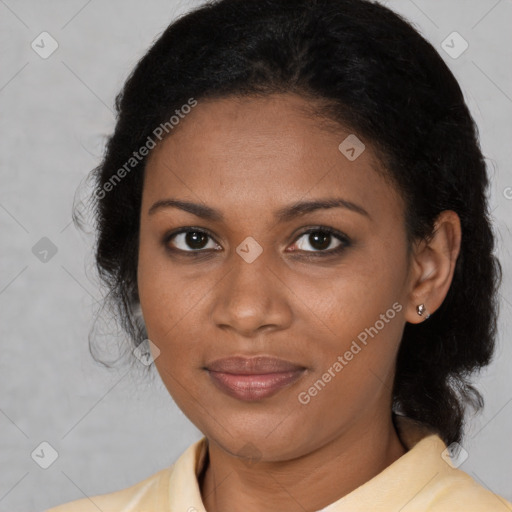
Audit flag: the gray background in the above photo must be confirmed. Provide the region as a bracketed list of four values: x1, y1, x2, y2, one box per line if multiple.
[0, 0, 511, 510]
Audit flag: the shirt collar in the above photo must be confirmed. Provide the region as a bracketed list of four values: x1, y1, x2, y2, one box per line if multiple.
[168, 414, 451, 511]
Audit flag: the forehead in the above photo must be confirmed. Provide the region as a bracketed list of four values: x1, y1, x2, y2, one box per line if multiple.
[142, 93, 404, 225]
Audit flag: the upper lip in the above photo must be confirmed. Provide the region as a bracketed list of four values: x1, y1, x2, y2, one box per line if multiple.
[205, 356, 306, 374]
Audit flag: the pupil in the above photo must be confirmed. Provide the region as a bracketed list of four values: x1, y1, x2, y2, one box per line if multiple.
[186, 231, 208, 249]
[310, 231, 330, 250]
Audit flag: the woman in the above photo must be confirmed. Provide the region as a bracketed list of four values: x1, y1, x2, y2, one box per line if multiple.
[45, 0, 511, 510]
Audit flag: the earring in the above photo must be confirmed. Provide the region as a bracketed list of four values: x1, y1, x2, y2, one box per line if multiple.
[416, 303, 430, 320]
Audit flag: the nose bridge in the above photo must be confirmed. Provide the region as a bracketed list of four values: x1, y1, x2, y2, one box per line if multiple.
[229, 241, 272, 297]
[210, 241, 292, 335]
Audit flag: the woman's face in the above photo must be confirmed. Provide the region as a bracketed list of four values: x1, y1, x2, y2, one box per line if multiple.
[138, 93, 414, 460]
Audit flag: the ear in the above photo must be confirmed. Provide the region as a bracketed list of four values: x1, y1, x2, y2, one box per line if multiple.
[405, 210, 462, 324]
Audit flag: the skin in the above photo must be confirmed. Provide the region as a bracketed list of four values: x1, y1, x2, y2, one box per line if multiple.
[137, 92, 462, 512]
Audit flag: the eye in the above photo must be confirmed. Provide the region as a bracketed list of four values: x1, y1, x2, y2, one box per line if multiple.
[164, 228, 220, 252]
[163, 226, 350, 257]
[288, 227, 350, 255]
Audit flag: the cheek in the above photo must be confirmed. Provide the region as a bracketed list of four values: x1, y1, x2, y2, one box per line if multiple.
[303, 252, 401, 338]
[137, 229, 190, 329]
[300, 242, 406, 389]
[137, 237, 207, 372]
[137, 240, 186, 361]
[298, 302, 404, 426]
[138, 256, 204, 409]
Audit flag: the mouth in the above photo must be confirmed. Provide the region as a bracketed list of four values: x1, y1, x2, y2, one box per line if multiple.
[204, 355, 307, 401]
[206, 369, 307, 401]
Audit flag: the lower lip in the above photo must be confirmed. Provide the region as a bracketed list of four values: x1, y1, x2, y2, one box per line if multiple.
[207, 370, 306, 401]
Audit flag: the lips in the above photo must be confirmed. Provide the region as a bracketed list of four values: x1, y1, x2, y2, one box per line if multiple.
[205, 356, 307, 401]
[206, 355, 305, 374]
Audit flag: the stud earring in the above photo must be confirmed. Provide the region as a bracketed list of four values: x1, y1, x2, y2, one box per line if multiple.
[416, 303, 430, 320]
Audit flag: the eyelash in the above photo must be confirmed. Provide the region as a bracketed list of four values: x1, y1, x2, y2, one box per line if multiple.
[162, 226, 351, 258]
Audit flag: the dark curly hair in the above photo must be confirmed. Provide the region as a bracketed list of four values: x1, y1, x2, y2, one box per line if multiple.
[73, 0, 502, 446]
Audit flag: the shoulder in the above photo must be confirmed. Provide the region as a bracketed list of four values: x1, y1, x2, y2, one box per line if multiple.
[425, 466, 512, 511]
[44, 465, 174, 512]
[392, 416, 511, 511]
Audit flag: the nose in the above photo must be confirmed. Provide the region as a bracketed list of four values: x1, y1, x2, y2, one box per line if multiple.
[210, 249, 293, 338]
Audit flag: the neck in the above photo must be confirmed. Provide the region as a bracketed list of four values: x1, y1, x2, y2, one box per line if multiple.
[199, 411, 407, 512]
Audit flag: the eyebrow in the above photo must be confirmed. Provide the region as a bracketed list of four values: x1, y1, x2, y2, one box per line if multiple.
[147, 197, 370, 222]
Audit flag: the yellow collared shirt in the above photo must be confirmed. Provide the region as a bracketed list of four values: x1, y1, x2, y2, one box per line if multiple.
[45, 416, 512, 511]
